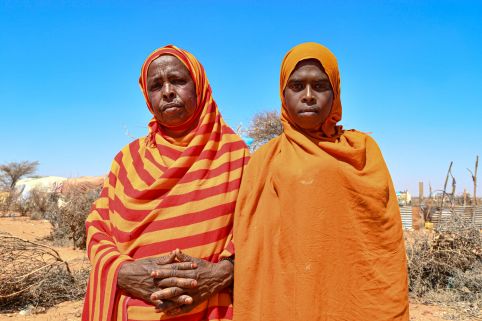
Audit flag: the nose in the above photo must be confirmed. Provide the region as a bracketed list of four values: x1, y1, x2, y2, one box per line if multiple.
[301, 85, 316, 104]
[162, 83, 176, 101]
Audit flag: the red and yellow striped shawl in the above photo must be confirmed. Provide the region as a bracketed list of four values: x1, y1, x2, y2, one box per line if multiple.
[82, 45, 249, 321]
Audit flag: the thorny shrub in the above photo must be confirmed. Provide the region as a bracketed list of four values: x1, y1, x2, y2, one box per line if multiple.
[47, 187, 101, 249]
[405, 209, 481, 317]
[27, 188, 59, 220]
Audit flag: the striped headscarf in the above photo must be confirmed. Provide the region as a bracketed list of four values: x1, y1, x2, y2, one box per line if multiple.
[83, 45, 249, 321]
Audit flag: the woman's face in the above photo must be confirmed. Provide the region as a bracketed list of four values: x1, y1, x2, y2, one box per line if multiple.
[146, 55, 197, 128]
[283, 59, 333, 132]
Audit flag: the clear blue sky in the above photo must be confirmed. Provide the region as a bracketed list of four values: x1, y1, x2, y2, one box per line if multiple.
[1, 0, 481, 195]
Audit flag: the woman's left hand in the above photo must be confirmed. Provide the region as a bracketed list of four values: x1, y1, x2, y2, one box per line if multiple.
[150, 249, 233, 315]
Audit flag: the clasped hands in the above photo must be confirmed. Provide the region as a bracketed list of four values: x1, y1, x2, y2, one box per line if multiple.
[117, 249, 233, 316]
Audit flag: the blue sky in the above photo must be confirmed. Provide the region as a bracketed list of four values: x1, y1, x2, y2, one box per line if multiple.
[1, 0, 481, 195]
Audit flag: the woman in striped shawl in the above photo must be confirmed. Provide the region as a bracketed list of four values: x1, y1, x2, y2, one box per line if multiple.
[82, 45, 249, 321]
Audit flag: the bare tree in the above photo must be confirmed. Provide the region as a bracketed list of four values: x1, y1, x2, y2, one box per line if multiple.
[0, 161, 39, 190]
[0, 161, 39, 214]
[247, 110, 283, 151]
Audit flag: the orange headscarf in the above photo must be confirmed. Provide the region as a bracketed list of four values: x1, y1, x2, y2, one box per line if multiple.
[280, 42, 343, 140]
[234, 42, 409, 321]
[83, 45, 249, 321]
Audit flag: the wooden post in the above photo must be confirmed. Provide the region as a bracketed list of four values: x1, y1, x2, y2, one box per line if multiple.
[474, 155, 478, 206]
[438, 161, 453, 224]
[463, 188, 467, 207]
[419, 181, 424, 205]
[441, 162, 453, 208]
[427, 183, 433, 222]
[468, 156, 479, 207]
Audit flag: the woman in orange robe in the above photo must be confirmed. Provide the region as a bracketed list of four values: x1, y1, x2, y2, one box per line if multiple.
[82, 45, 249, 321]
[233, 42, 409, 321]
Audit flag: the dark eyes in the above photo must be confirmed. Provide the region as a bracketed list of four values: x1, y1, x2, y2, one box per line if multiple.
[289, 83, 304, 91]
[288, 81, 330, 92]
[313, 83, 330, 90]
[149, 84, 162, 91]
[149, 78, 187, 91]
[171, 78, 187, 85]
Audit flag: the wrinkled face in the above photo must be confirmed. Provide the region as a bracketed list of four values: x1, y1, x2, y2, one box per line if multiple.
[146, 55, 197, 128]
[283, 59, 333, 132]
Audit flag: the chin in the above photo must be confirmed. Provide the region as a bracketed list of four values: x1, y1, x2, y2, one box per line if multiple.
[293, 115, 320, 127]
[158, 116, 189, 127]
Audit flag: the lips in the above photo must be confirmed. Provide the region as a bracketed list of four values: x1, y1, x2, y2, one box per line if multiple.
[161, 103, 183, 112]
[298, 106, 320, 114]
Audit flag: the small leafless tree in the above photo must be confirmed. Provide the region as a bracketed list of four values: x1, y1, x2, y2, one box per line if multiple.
[247, 110, 283, 151]
[0, 161, 39, 214]
[0, 161, 39, 190]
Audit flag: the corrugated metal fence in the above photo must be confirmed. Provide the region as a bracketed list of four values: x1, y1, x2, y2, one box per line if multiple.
[399, 205, 482, 230]
[399, 206, 413, 230]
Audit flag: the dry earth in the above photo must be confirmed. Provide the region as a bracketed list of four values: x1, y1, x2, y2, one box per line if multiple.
[0, 216, 479, 321]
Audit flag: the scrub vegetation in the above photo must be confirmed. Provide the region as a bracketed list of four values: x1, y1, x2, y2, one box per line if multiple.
[406, 212, 482, 318]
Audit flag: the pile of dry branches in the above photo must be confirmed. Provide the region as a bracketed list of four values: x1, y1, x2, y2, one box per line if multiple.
[0, 234, 87, 312]
[405, 210, 482, 315]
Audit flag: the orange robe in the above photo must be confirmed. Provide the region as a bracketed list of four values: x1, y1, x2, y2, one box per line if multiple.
[82, 45, 249, 321]
[233, 42, 409, 321]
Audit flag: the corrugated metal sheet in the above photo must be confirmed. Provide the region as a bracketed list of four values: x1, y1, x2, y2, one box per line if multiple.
[399, 206, 412, 229]
[398, 205, 481, 230]
[472, 206, 482, 228]
[432, 208, 457, 226]
[431, 206, 482, 229]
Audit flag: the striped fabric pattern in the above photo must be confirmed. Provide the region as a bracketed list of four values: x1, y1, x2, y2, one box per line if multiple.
[82, 45, 249, 321]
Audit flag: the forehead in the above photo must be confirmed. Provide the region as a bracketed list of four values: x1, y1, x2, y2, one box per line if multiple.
[289, 59, 328, 79]
[147, 54, 190, 78]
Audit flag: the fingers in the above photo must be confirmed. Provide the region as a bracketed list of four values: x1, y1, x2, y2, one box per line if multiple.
[151, 268, 198, 280]
[154, 295, 193, 313]
[165, 303, 195, 316]
[154, 300, 178, 313]
[174, 248, 193, 262]
[151, 287, 185, 301]
[162, 262, 198, 270]
[156, 277, 197, 289]
[172, 295, 193, 305]
[156, 252, 176, 265]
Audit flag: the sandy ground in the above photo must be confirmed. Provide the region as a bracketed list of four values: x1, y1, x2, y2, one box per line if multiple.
[0, 216, 478, 321]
